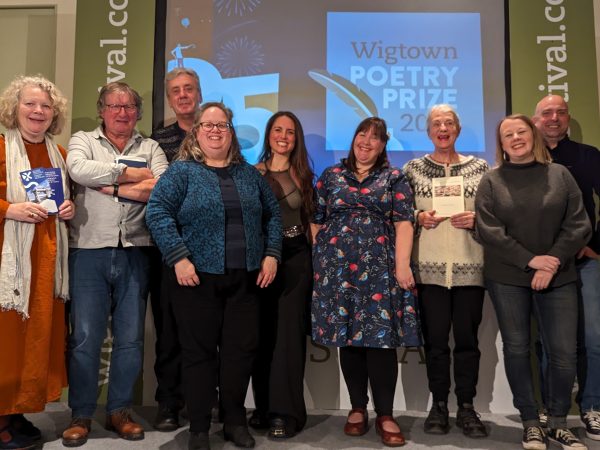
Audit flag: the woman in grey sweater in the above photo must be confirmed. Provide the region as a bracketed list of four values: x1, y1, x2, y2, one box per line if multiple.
[475, 114, 591, 450]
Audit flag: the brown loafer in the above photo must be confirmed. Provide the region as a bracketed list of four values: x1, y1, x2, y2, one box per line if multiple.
[105, 409, 144, 440]
[62, 417, 92, 447]
[375, 416, 406, 447]
[344, 408, 368, 436]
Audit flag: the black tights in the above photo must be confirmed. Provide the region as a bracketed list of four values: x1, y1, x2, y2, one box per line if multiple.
[340, 346, 398, 416]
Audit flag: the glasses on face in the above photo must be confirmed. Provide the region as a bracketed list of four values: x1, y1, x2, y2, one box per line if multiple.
[199, 122, 231, 132]
[105, 104, 137, 113]
[431, 120, 457, 130]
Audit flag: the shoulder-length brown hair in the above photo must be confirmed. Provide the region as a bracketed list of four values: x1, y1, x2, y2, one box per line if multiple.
[343, 117, 389, 173]
[495, 114, 552, 166]
[0, 75, 68, 135]
[176, 102, 244, 164]
[259, 111, 315, 223]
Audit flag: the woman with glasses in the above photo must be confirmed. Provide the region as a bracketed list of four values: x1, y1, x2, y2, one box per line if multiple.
[146, 102, 282, 450]
[403, 104, 489, 438]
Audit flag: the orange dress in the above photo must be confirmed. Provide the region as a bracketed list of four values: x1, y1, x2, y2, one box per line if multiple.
[0, 135, 67, 415]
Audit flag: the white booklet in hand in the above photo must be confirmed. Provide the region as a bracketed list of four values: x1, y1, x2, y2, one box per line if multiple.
[432, 175, 464, 217]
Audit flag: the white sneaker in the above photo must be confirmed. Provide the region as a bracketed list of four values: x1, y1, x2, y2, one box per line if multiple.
[547, 428, 587, 450]
[522, 426, 547, 450]
[581, 410, 600, 441]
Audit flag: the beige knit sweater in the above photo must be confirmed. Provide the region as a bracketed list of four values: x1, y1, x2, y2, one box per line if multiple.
[403, 155, 489, 288]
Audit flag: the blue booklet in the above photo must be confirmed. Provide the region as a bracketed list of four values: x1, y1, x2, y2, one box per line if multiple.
[115, 156, 148, 203]
[19, 167, 65, 214]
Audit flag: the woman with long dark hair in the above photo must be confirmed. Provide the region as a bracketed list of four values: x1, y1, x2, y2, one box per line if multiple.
[249, 111, 315, 438]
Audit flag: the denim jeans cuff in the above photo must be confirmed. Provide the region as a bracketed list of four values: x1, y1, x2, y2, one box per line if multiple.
[106, 405, 132, 416]
[522, 419, 541, 428]
[547, 416, 567, 429]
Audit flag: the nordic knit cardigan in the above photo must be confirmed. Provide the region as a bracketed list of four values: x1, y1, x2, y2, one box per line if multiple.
[403, 155, 489, 287]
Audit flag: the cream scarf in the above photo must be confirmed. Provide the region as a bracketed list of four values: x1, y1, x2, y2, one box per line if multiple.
[0, 128, 70, 318]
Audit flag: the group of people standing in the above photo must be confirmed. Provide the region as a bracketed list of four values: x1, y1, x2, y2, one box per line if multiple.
[0, 67, 598, 450]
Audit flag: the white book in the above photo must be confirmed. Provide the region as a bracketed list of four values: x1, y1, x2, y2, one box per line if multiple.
[432, 175, 464, 217]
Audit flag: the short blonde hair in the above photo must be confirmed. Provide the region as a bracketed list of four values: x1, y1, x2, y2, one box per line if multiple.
[0, 75, 68, 135]
[495, 114, 552, 166]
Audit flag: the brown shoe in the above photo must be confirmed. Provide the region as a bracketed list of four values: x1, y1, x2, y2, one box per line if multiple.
[344, 408, 368, 436]
[105, 410, 144, 441]
[375, 416, 406, 447]
[62, 418, 92, 447]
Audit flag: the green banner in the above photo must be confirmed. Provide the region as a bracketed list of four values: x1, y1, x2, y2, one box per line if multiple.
[72, 0, 155, 136]
[509, 0, 600, 146]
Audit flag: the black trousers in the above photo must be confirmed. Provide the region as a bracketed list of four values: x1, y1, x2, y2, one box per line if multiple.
[251, 235, 312, 430]
[168, 267, 260, 432]
[418, 284, 485, 405]
[340, 346, 398, 416]
[150, 249, 183, 409]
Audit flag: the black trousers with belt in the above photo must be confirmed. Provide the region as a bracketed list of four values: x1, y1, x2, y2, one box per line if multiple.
[251, 235, 312, 430]
[168, 266, 260, 433]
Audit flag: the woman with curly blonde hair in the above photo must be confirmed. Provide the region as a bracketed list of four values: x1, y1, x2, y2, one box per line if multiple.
[0, 75, 74, 450]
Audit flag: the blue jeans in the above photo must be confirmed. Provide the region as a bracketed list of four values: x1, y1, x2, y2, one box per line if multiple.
[577, 258, 600, 412]
[67, 247, 150, 417]
[486, 280, 577, 429]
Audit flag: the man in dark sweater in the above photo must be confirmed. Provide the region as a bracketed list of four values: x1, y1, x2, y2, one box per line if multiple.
[150, 68, 202, 431]
[151, 67, 202, 161]
[534, 95, 600, 441]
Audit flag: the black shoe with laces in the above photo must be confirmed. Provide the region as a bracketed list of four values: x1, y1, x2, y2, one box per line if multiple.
[522, 426, 547, 450]
[581, 410, 600, 441]
[456, 403, 487, 438]
[424, 401, 449, 435]
[548, 428, 587, 450]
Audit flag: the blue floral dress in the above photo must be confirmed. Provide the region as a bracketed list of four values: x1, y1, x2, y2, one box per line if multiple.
[312, 163, 422, 348]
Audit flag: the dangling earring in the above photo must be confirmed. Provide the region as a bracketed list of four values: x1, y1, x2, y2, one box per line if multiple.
[503, 151, 509, 162]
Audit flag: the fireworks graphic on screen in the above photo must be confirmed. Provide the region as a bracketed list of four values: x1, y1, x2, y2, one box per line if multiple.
[214, 0, 261, 17]
[216, 36, 264, 76]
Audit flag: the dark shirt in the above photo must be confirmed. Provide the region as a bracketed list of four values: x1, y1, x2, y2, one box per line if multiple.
[151, 122, 187, 163]
[549, 136, 600, 254]
[214, 167, 246, 269]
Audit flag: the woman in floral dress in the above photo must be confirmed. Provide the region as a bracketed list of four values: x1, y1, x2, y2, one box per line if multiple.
[311, 117, 421, 447]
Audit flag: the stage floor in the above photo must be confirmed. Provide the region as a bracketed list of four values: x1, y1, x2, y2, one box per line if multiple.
[30, 402, 599, 449]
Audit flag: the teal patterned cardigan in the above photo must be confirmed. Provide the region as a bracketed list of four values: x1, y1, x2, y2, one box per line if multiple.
[146, 159, 282, 273]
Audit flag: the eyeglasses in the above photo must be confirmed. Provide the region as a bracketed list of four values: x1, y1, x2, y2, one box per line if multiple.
[199, 122, 231, 132]
[430, 120, 457, 130]
[105, 104, 138, 113]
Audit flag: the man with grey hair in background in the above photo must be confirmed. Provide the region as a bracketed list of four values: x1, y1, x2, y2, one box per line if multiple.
[534, 94, 600, 445]
[150, 68, 203, 432]
[63, 82, 168, 447]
